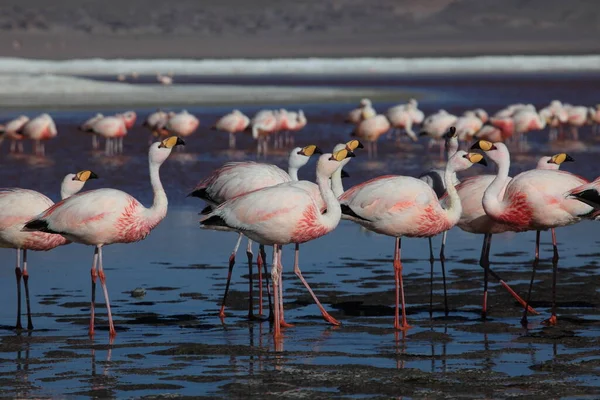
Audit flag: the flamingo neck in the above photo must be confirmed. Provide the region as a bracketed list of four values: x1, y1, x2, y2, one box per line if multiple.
[147, 159, 168, 224]
[330, 168, 344, 198]
[483, 152, 510, 220]
[442, 161, 462, 225]
[316, 171, 342, 231]
[288, 166, 299, 181]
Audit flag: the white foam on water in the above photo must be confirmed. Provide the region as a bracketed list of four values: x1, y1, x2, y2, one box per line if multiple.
[0, 55, 599, 76]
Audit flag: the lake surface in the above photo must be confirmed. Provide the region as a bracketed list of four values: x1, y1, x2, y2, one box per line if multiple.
[1, 73, 600, 398]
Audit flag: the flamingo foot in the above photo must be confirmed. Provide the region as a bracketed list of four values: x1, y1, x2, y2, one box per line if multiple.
[499, 280, 538, 315]
[394, 321, 412, 331]
[280, 320, 294, 328]
[322, 312, 341, 326]
[542, 315, 558, 326]
[109, 328, 117, 338]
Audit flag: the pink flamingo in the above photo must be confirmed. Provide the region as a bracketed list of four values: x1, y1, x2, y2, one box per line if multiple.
[474, 140, 592, 325]
[588, 105, 600, 134]
[563, 104, 589, 140]
[420, 110, 458, 157]
[79, 113, 104, 150]
[165, 110, 199, 139]
[201, 149, 355, 338]
[451, 146, 574, 317]
[284, 110, 306, 146]
[90, 116, 127, 155]
[454, 111, 485, 142]
[346, 98, 376, 124]
[0, 115, 29, 153]
[570, 177, 600, 211]
[339, 151, 487, 330]
[23, 136, 185, 337]
[0, 170, 97, 330]
[212, 109, 250, 149]
[190, 145, 322, 319]
[20, 114, 57, 156]
[351, 114, 390, 158]
[118, 111, 137, 130]
[386, 104, 419, 142]
[143, 110, 174, 143]
[250, 110, 278, 157]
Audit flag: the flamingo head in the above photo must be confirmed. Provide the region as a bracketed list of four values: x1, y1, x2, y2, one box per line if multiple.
[152, 136, 185, 163]
[316, 149, 356, 178]
[61, 170, 99, 199]
[449, 151, 487, 173]
[549, 153, 574, 166]
[289, 145, 322, 170]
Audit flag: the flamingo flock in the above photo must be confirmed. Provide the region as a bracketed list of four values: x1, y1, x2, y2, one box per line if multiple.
[3, 97, 600, 353]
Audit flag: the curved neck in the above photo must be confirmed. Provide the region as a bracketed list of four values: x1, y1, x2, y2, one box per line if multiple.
[442, 162, 462, 224]
[316, 171, 342, 231]
[482, 152, 510, 219]
[147, 159, 168, 224]
[288, 166, 299, 181]
[330, 168, 344, 198]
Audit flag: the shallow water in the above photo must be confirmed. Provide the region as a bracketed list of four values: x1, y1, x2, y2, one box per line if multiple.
[1, 73, 600, 398]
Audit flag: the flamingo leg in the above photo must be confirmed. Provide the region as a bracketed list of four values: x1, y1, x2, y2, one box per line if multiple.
[92, 135, 98, 150]
[277, 246, 293, 328]
[440, 231, 447, 261]
[10, 140, 15, 153]
[292, 243, 340, 325]
[481, 233, 491, 319]
[394, 237, 411, 331]
[18, 141, 23, 153]
[544, 229, 559, 326]
[22, 249, 33, 330]
[97, 246, 116, 337]
[440, 248, 449, 317]
[428, 237, 434, 318]
[521, 230, 540, 327]
[259, 245, 274, 320]
[15, 248, 22, 330]
[219, 233, 242, 319]
[246, 239, 257, 320]
[229, 133, 235, 149]
[89, 246, 99, 337]
[271, 244, 281, 338]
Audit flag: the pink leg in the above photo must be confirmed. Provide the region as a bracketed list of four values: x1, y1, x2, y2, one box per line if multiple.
[521, 231, 540, 326]
[257, 245, 264, 316]
[89, 247, 99, 337]
[15, 248, 22, 330]
[22, 249, 33, 330]
[394, 237, 411, 331]
[543, 229, 559, 326]
[293, 244, 340, 326]
[271, 245, 282, 338]
[97, 246, 116, 337]
[277, 246, 293, 328]
[246, 239, 256, 319]
[219, 233, 242, 319]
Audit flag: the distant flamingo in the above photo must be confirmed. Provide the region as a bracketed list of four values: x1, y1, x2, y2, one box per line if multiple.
[0, 170, 97, 330]
[346, 98, 376, 124]
[285, 110, 307, 146]
[454, 111, 485, 142]
[420, 110, 458, 157]
[0, 115, 29, 153]
[143, 110, 173, 143]
[157, 74, 173, 85]
[201, 149, 355, 338]
[212, 109, 250, 149]
[351, 114, 390, 158]
[474, 140, 592, 325]
[190, 145, 322, 319]
[20, 114, 57, 156]
[386, 103, 419, 142]
[340, 151, 487, 330]
[250, 110, 278, 156]
[24, 136, 185, 337]
[164, 110, 199, 139]
[90, 115, 127, 155]
[79, 113, 104, 150]
[563, 105, 589, 140]
[118, 111, 137, 130]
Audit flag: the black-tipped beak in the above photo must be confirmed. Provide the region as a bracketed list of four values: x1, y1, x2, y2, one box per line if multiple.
[355, 141, 364, 149]
[347, 151, 356, 158]
[444, 126, 457, 139]
[419, 131, 428, 137]
[470, 141, 482, 150]
[89, 171, 99, 179]
[314, 146, 324, 155]
[176, 137, 186, 146]
[477, 158, 488, 166]
[341, 170, 350, 178]
[565, 154, 575, 162]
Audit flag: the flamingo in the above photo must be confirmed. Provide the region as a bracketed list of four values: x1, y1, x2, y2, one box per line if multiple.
[450, 147, 574, 318]
[346, 98, 376, 124]
[351, 114, 390, 158]
[473, 140, 593, 325]
[157, 74, 173, 85]
[23, 136, 185, 337]
[143, 110, 174, 143]
[285, 110, 307, 146]
[201, 149, 355, 338]
[420, 110, 458, 157]
[212, 110, 250, 149]
[90, 115, 127, 155]
[0, 170, 98, 330]
[20, 114, 57, 156]
[588, 105, 600, 134]
[190, 145, 322, 319]
[563, 105, 589, 140]
[454, 111, 485, 142]
[79, 113, 104, 150]
[570, 177, 600, 211]
[0, 115, 29, 153]
[164, 110, 199, 139]
[339, 150, 487, 330]
[386, 104, 419, 142]
[250, 110, 278, 156]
